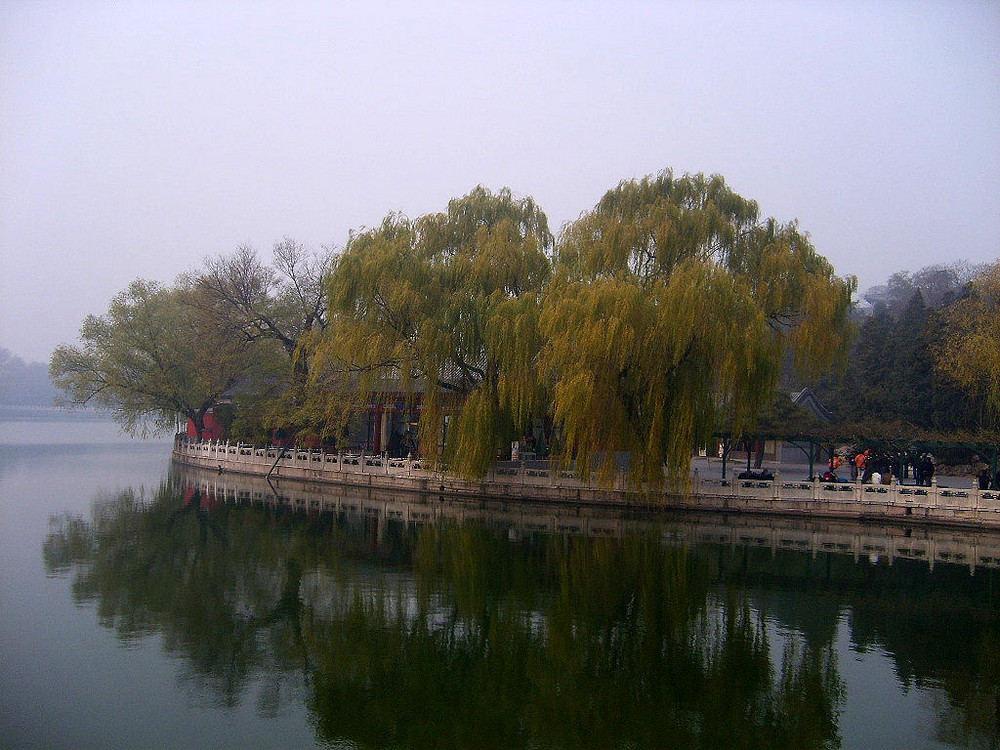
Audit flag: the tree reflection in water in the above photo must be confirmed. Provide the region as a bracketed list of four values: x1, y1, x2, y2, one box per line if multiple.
[43, 480, 1000, 749]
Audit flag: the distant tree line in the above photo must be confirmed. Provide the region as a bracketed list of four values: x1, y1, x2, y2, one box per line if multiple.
[808, 262, 1000, 437]
[0, 348, 58, 406]
[51, 168, 999, 483]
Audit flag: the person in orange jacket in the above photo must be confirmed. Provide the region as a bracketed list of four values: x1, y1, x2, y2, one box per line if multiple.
[854, 450, 869, 482]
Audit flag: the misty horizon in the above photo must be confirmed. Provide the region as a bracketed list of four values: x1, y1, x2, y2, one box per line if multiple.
[3, 2, 998, 364]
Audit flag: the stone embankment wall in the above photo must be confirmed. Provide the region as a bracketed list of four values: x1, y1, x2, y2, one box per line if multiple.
[172, 436, 1000, 530]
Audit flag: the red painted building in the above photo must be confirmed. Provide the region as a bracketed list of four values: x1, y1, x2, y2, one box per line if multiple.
[186, 409, 226, 441]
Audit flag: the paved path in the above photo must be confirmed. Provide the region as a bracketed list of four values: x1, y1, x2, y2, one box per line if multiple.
[510, 456, 978, 489]
[689, 455, 975, 488]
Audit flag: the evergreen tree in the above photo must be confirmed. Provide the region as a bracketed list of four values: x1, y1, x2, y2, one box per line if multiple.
[812, 265, 990, 434]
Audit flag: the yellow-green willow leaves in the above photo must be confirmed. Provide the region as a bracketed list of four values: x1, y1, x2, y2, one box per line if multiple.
[935, 260, 1000, 423]
[542, 170, 855, 487]
[307, 171, 852, 486]
[50, 279, 264, 436]
[317, 187, 554, 475]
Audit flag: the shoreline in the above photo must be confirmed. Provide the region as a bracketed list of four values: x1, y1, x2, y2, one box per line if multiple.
[173, 459, 1000, 575]
[172, 436, 1000, 532]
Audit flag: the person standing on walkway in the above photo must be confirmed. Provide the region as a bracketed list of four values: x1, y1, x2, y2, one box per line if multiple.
[919, 454, 935, 486]
[978, 467, 993, 490]
[854, 450, 869, 482]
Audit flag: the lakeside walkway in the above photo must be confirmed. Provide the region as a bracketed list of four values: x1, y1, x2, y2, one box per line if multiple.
[173, 436, 1000, 530]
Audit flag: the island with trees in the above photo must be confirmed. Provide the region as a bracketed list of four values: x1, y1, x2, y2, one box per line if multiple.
[50, 169, 999, 505]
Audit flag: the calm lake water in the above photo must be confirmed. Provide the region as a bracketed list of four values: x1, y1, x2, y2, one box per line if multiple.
[1, 407, 998, 749]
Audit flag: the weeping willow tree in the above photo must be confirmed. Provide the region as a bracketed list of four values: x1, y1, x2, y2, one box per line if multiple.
[542, 171, 855, 486]
[934, 260, 1000, 428]
[315, 186, 553, 473]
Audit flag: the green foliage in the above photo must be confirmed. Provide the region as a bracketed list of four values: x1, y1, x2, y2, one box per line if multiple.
[192, 241, 335, 440]
[720, 389, 825, 438]
[811, 262, 994, 435]
[52, 170, 856, 480]
[317, 186, 554, 474]
[935, 261, 1000, 426]
[50, 241, 334, 441]
[50, 279, 261, 435]
[305, 172, 853, 485]
[542, 171, 855, 486]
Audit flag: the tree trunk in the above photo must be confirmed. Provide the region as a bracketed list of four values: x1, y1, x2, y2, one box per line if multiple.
[189, 409, 207, 439]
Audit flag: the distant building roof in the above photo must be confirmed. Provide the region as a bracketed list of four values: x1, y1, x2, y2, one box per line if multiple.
[790, 387, 834, 424]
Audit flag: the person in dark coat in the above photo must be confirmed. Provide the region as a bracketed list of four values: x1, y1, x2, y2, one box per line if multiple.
[919, 455, 935, 487]
[978, 467, 993, 490]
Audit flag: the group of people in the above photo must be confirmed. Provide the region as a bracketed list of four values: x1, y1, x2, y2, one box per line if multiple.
[820, 448, 1000, 490]
[909, 453, 938, 487]
[978, 467, 1000, 491]
[820, 449, 935, 486]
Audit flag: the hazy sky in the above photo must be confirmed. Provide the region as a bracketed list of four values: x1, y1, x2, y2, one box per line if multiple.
[2, 1, 998, 364]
